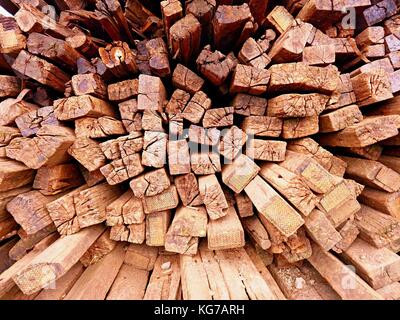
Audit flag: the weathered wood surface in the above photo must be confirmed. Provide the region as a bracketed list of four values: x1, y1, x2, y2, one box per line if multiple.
[13, 225, 104, 295]
[3, 0, 400, 302]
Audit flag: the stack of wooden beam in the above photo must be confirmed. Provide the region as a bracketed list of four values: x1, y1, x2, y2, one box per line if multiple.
[0, 0, 399, 300]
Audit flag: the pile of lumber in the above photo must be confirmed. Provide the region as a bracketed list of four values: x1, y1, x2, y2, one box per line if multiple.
[0, 0, 400, 300]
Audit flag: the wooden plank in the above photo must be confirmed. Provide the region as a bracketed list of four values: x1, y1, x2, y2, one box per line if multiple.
[64, 243, 125, 300]
[268, 62, 340, 94]
[15, 106, 59, 138]
[282, 116, 319, 139]
[0, 98, 39, 127]
[378, 155, 400, 175]
[12, 50, 69, 92]
[137, 74, 167, 112]
[356, 26, 384, 49]
[33, 163, 83, 195]
[303, 44, 335, 66]
[356, 204, 400, 249]
[101, 131, 144, 160]
[316, 180, 354, 215]
[0, 75, 19, 99]
[54, 95, 116, 121]
[75, 116, 126, 139]
[0, 15, 26, 55]
[340, 238, 400, 289]
[181, 91, 211, 124]
[222, 154, 260, 193]
[0, 126, 20, 149]
[174, 173, 202, 206]
[169, 14, 201, 65]
[279, 150, 338, 194]
[106, 264, 149, 300]
[172, 63, 204, 95]
[197, 45, 237, 85]
[266, 5, 294, 34]
[6, 190, 60, 235]
[69, 137, 106, 172]
[118, 99, 142, 132]
[167, 206, 207, 238]
[142, 185, 178, 214]
[164, 211, 207, 255]
[101, 154, 144, 185]
[0, 238, 18, 274]
[244, 175, 304, 237]
[34, 263, 84, 300]
[0, 217, 18, 241]
[362, 0, 396, 27]
[203, 107, 234, 128]
[161, 0, 183, 42]
[107, 78, 138, 102]
[235, 194, 255, 219]
[348, 145, 383, 161]
[15, 3, 75, 38]
[142, 131, 167, 169]
[80, 229, 117, 267]
[244, 244, 286, 300]
[124, 244, 158, 271]
[215, 248, 276, 300]
[13, 226, 104, 295]
[304, 209, 342, 251]
[212, 4, 253, 52]
[180, 252, 213, 300]
[6, 125, 75, 169]
[319, 116, 399, 148]
[46, 183, 121, 235]
[268, 93, 329, 118]
[269, 19, 313, 63]
[232, 93, 267, 116]
[195, 242, 230, 300]
[326, 198, 361, 228]
[350, 58, 394, 78]
[319, 105, 363, 133]
[340, 155, 400, 192]
[332, 219, 360, 253]
[198, 174, 229, 220]
[308, 242, 383, 300]
[238, 37, 270, 69]
[8, 226, 55, 262]
[297, 261, 341, 300]
[359, 187, 400, 219]
[351, 69, 393, 106]
[98, 41, 137, 78]
[241, 116, 282, 137]
[145, 210, 171, 246]
[110, 223, 145, 244]
[259, 163, 318, 216]
[191, 150, 221, 176]
[129, 168, 170, 199]
[242, 215, 271, 250]
[165, 88, 190, 118]
[188, 124, 220, 146]
[168, 139, 190, 175]
[27, 32, 83, 70]
[268, 263, 323, 300]
[230, 64, 270, 95]
[0, 159, 34, 192]
[0, 234, 58, 298]
[79, 167, 104, 187]
[376, 282, 400, 300]
[208, 206, 245, 250]
[143, 254, 180, 300]
[0, 187, 31, 223]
